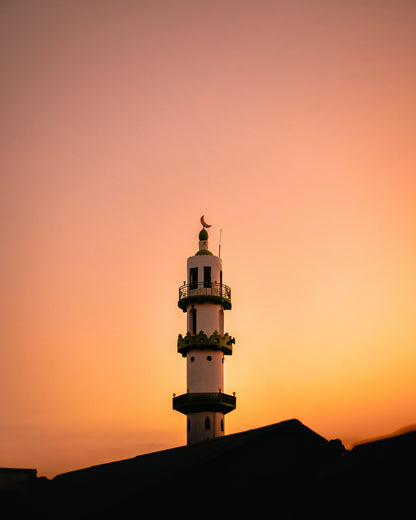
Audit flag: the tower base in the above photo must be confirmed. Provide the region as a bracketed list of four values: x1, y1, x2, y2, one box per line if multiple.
[187, 411, 224, 444]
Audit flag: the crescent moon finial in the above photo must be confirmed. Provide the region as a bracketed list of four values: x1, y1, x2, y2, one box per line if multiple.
[200, 215, 212, 228]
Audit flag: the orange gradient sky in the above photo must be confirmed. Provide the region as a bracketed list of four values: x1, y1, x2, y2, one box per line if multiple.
[1, 1, 415, 478]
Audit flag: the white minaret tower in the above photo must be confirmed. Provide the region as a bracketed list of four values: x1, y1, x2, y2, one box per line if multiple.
[173, 217, 236, 444]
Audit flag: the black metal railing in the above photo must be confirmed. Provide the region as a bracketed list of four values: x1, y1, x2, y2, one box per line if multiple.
[178, 282, 231, 304]
[172, 392, 236, 415]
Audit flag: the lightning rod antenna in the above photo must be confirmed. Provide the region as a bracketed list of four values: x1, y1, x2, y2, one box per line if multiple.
[219, 228, 222, 257]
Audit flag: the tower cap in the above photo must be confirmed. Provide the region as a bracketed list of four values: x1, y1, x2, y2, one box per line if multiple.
[196, 217, 212, 255]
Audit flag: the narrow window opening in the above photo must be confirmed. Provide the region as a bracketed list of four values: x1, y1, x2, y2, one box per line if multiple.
[219, 308, 224, 333]
[187, 419, 191, 431]
[221, 419, 224, 432]
[205, 416, 211, 430]
[191, 308, 197, 335]
[190, 267, 198, 289]
[203, 266, 211, 288]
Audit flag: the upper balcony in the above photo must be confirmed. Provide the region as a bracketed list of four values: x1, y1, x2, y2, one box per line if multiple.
[178, 282, 232, 311]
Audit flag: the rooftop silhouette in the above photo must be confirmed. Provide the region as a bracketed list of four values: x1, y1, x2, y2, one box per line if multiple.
[4, 419, 414, 519]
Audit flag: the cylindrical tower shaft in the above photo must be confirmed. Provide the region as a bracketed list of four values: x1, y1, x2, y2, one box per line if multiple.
[173, 220, 236, 444]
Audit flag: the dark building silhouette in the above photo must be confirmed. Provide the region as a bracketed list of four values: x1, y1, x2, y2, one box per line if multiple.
[0, 467, 37, 491]
[6, 419, 414, 519]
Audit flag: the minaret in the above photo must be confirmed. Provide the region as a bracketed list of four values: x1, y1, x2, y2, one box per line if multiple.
[173, 217, 236, 444]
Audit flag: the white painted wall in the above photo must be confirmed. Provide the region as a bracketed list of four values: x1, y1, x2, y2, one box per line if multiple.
[187, 348, 224, 392]
[187, 303, 224, 335]
[187, 411, 224, 444]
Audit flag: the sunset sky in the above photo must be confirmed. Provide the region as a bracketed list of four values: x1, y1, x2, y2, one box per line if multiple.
[1, 0, 415, 478]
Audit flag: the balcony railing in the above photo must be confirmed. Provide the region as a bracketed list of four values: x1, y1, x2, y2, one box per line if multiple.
[178, 282, 231, 310]
[172, 392, 236, 415]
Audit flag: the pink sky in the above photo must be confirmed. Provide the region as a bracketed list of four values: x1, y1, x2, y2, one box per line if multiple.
[1, 0, 416, 478]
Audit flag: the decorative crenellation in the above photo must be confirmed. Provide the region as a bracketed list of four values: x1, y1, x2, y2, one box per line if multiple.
[177, 331, 235, 357]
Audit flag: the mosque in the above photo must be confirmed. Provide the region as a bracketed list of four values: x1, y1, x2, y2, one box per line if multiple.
[173, 216, 236, 443]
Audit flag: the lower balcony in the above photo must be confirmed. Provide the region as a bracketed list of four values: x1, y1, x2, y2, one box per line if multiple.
[172, 392, 236, 415]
